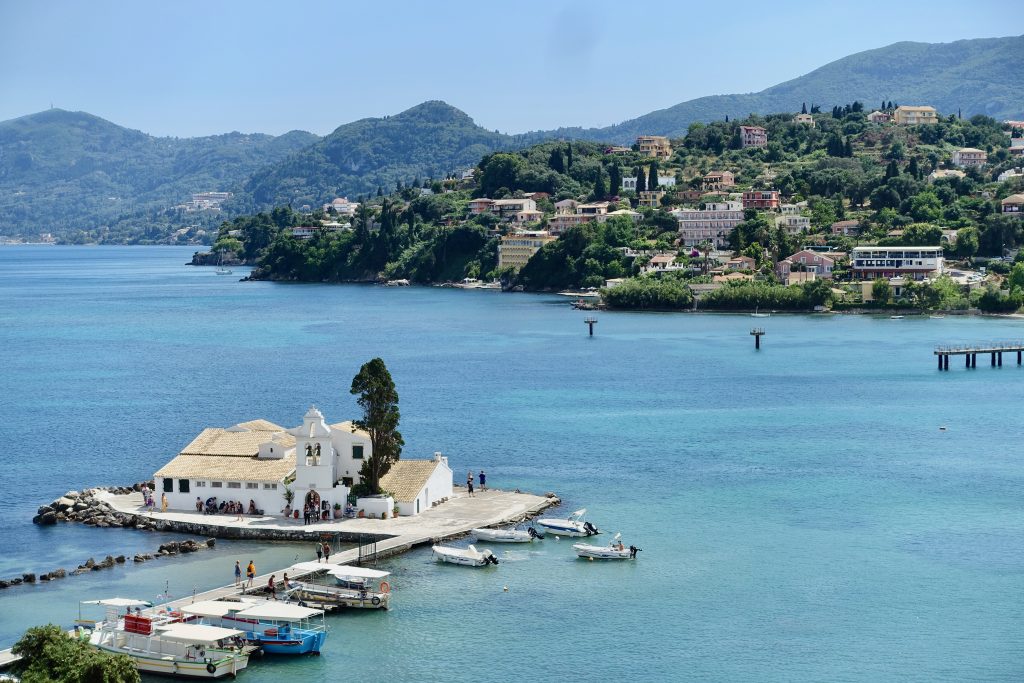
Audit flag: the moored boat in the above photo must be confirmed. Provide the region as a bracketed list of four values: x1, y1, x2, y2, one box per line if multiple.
[432, 544, 499, 567]
[181, 599, 327, 655]
[471, 526, 543, 543]
[572, 533, 641, 560]
[80, 598, 250, 678]
[285, 561, 393, 610]
[536, 508, 600, 537]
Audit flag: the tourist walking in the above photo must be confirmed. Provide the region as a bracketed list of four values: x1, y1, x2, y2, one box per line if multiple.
[161, 493, 168, 513]
[234, 560, 241, 586]
[323, 542, 331, 563]
[195, 497, 203, 513]
[246, 560, 255, 588]
[467, 471, 474, 497]
[479, 470, 486, 491]
[315, 542, 323, 563]
[268, 574, 277, 600]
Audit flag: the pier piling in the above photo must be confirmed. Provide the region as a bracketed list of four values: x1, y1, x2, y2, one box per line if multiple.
[750, 328, 765, 350]
[584, 316, 597, 336]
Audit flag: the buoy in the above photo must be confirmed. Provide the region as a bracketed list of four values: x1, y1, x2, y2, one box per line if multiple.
[939, 426, 947, 431]
[503, 585, 509, 592]
[588, 557, 594, 562]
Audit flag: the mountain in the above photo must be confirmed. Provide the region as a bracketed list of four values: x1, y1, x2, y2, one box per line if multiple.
[240, 101, 551, 210]
[574, 35, 1024, 143]
[0, 109, 319, 239]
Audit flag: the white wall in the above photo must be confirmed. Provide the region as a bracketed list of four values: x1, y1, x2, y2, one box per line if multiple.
[157, 477, 289, 516]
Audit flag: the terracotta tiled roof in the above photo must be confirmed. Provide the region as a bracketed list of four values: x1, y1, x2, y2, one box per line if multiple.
[155, 453, 296, 482]
[379, 460, 443, 502]
[179, 428, 294, 457]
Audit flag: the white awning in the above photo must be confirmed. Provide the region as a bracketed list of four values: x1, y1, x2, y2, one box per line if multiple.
[156, 623, 243, 644]
[81, 598, 152, 607]
[323, 565, 390, 580]
[233, 603, 322, 621]
[289, 561, 332, 575]
[179, 600, 255, 618]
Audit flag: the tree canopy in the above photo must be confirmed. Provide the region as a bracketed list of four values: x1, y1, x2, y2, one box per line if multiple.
[350, 358, 403, 495]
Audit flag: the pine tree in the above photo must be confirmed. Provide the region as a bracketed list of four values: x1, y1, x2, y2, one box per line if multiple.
[635, 166, 647, 193]
[801, 102, 808, 115]
[548, 148, 564, 174]
[609, 163, 622, 195]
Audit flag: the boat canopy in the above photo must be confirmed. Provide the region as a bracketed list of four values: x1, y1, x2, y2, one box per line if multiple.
[289, 561, 390, 580]
[81, 598, 152, 607]
[233, 603, 322, 621]
[156, 623, 243, 644]
[179, 600, 255, 618]
[569, 508, 586, 519]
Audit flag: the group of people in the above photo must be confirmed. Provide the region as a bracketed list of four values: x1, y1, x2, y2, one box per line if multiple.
[315, 541, 332, 563]
[197, 497, 259, 518]
[466, 469, 486, 497]
[302, 503, 324, 525]
[140, 485, 169, 513]
[235, 560, 257, 588]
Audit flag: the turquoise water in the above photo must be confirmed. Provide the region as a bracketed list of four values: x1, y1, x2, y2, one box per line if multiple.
[1, 245, 1023, 681]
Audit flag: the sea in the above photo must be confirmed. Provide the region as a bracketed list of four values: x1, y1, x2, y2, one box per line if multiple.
[1, 245, 1023, 682]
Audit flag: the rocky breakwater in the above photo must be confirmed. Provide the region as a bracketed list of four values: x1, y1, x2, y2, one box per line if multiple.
[33, 484, 157, 530]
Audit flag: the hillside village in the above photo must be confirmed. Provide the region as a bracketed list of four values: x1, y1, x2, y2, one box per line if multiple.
[213, 104, 1024, 312]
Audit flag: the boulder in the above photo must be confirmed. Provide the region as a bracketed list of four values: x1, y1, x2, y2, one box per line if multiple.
[50, 568, 66, 578]
[115, 556, 125, 564]
[84, 558, 95, 569]
[55, 497, 75, 511]
[37, 505, 54, 516]
[90, 565, 102, 572]
[143, 554, 154, 560]
[10, 577, 22, 585]
[40, 511, 57, 525]
[22, 573, 35, 583]
[39, 574, 51, 582]
[99, 556, 115, 569]
[205, 538, 216, 548]
[65, 490, 80, 499]
[73, 502, 89, 512]
[0, 580, 8, 589]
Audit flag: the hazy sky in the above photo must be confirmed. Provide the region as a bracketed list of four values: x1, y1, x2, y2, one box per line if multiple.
[0, 0, 1015, 138]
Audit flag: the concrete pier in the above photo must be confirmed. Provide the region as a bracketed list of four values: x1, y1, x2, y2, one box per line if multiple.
[0, 487, 559, 668]
[934, 342, 1024, 371]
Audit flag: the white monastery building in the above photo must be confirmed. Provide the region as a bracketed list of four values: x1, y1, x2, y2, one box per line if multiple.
[155, 407, 452, 518]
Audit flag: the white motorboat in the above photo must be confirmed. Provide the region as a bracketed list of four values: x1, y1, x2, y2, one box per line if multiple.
[431, 544, 499, 567]
[80, 598, 250, 678]
[536, 508, 600, 537]
[285, 561, 393, 610]
[471, 526, 543, 543]
[573, 533, 641, 560]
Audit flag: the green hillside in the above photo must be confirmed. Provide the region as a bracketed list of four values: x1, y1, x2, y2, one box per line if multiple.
[0, 109, 318, 241]
[241, 101, 552, 209]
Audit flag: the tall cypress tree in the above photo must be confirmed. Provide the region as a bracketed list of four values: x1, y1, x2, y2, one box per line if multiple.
[593, 169, 607, 200]
[844, 137, 853, 157]
[609, 163, 622, 195]
[548, 148, 565, 174]
[566, 144, 573, 169]
[648, 161, 660, 189]
[801, 102, 808, 115]
[635, 166, 647, 193]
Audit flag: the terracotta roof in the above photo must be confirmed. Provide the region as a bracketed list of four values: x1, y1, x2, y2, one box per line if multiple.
[234, 419, 285, 432]
[155, 453, 296, 482]
[329, 420, 371, 440]
[179, 428, 294, 457]
[379, 460, 443, 502]
[1003, 194, 1024, 204]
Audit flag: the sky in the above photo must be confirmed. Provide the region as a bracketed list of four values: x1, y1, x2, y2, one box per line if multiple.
[0, 0, 1016, 138]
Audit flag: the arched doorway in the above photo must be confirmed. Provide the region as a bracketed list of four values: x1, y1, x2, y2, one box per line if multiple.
[305, 490, 320, 511]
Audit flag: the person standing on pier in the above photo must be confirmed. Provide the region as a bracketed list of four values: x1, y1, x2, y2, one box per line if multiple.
[467, 471, 474, 497]
[268, 574, 277, 600]
[479, 470, 486, 491]
[161, 493, 168, 513]
[323, 542, 331, 563]
[315, 542, 323, 563]
[234, 560, 241, 586]
[246, 560, 255, 588]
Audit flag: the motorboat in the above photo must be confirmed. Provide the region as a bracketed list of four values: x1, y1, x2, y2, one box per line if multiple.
[890, 315, 905, 319]
[285, 561, 392, 610]
[431, 544, 499, 567]
[572, 533, 641, 560]
[181, 599, 327, 655]
[79, 598, 250, 678]
[471, 526, 543, 543]
[751, 308, 770, 318]
[536, 508, 600, 537]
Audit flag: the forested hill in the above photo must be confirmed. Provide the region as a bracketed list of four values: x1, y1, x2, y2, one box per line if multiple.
[240, 101, 553, 210]
[0, 109, 319, 240]
[560, 35, 1024, 143]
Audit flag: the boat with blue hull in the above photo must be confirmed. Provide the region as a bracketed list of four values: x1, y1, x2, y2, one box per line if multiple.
[536, 508, 600, 537]
[181, 600, 327, 655]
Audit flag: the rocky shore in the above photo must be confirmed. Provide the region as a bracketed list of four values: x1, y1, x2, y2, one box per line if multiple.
[33, 483, 157, 530]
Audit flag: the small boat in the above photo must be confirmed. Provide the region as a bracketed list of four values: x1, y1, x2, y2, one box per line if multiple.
[181, 599, 327, 655]
[930, 315, 946, 319]
[384, 278, 410, 286]
[751, 307, 770, 318]
[431, 544, 499, 567]
[471, 526, 543, 543]
[285, 561, 393, 610]
[890, 315, 904, 319]
[80, 598, 251, 678]
[214, 251, 233, 275]
[573, 533, 641, 560]
[536, 508, 600, 537]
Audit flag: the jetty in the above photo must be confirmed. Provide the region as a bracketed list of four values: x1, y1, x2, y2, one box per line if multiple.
[934, 342, 1024, 370]
[0, 487, 558, 669]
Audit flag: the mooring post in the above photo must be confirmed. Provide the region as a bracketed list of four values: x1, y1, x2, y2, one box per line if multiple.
[938, 355, 943, 370]
[750, 328, 765, 350]
[966, 354, 970, 368]
[584, 316, 597, 336]
[1018, 350, 1021, 365]
[992, 352, 996, 367]
[944, 355, 949, 370]
[998, 351, 1003, 367]
[972, 353, 977, 368]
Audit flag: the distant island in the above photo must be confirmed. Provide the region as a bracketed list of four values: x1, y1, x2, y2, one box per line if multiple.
[199, 105, 1024, 313]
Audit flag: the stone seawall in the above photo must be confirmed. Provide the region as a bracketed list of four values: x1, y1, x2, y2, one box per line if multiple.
[139, 516, 393, 543]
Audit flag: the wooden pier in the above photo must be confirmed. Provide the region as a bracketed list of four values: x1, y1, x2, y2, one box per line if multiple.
[934, 342, 1024, 371]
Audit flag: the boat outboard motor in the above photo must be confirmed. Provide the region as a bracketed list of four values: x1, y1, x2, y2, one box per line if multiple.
[583, 521, 598, 536]
[485, 554, 500, 565]
[629, 546, 641, 559]
[527, 526, 543, 539]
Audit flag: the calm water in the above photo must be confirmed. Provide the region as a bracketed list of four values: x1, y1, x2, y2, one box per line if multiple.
[1, 245, 1023, 681]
